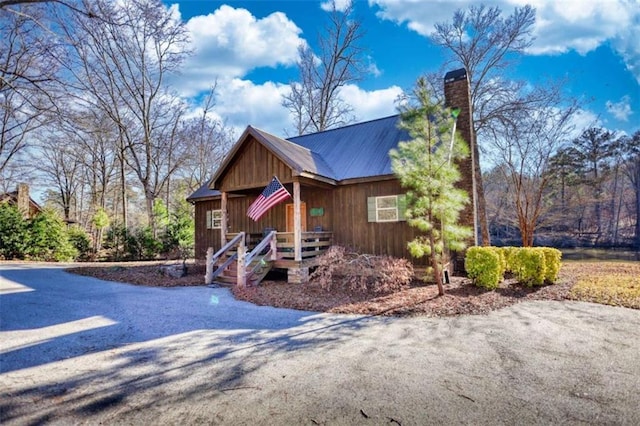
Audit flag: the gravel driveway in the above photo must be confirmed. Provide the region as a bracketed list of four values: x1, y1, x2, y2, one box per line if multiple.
[1, 263, 639, 425]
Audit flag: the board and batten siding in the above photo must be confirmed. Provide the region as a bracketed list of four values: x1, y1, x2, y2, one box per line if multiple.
[194, 199, 221, 259]
[329, 179, 426, 265]
[217, 136, 293, 192]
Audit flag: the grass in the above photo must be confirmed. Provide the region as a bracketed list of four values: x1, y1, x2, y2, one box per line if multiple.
[563, 262, 640, 309]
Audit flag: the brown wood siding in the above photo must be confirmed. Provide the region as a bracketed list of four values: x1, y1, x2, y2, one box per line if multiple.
[193, 178, 430, 265]
[194, 199, 221, 260]
[218, 136, 293, 191]
[330, 179, 426, 265]
[300, 187, 333, 232]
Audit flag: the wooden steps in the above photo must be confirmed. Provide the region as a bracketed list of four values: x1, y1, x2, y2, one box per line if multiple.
[212, 257, 273, 287]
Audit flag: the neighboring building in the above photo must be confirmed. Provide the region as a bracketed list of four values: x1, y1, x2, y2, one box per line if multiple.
[0, 183, 41, 219]
[187, 69, 476, 284]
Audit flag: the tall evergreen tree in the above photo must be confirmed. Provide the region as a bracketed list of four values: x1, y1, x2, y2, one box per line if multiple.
[390, 78, 472, 296]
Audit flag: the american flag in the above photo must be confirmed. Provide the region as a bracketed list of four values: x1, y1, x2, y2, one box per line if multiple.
[246, 177, 291, 221]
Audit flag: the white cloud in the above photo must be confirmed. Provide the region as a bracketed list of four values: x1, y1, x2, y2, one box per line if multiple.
[174, 5, 305, 97]
[606, 96, 633, 122]
[340, 84, 404, 121]
[192, 79, 404, 139]
[321, 0, 352, 12]
[210, 78, 293, 136]
[566, 108, 601, 139]
[369, 0, 640, 83]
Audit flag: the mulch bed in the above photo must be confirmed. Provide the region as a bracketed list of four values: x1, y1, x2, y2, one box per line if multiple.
[233, 275, 573, 317]
[66, 262, 574, 317]
[67, 262, 207, 287]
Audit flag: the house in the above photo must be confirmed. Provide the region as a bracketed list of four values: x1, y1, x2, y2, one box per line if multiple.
[187, 69, 476, 285]
[0, 183, 42, 219]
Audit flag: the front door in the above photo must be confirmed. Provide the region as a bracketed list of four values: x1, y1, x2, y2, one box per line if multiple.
[286, 202, 307, 233]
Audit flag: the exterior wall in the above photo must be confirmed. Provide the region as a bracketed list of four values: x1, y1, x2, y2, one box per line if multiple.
[194, 199, 221, 260]
[329, 179, 426, 265]
[217, 136, 293, 191]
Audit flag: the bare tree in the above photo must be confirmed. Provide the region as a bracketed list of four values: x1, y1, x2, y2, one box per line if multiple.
[488, 84, 578, 246]
[179, 86, 235, 192]
[56, 0, 190, 232]
[432, 4, 536, 245]
[621, 130, 640, 248]
[282, 0, 366, 135]
[36, 133, 81, 221]
[0, 3, 59, 180]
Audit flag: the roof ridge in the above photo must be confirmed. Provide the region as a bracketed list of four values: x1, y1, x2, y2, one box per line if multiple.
[287, 114, 400, 141]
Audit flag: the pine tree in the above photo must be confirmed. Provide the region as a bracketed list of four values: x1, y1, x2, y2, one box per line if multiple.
[390, 77, 472, 295]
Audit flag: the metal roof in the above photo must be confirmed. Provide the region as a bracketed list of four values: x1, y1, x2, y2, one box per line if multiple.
[186, 181, 220, 203]
[187, 115, 409, 201]
[252, 127, 337, 180]
[287, 115, 408, 180]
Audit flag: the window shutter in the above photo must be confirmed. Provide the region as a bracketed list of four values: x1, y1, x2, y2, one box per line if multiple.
[398, 194, 407, 221]
[206, 210, 212, 229]
[367, 197, 376, 222]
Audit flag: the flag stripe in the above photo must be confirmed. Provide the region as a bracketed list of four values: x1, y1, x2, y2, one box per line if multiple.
[246, 177, 291, 221]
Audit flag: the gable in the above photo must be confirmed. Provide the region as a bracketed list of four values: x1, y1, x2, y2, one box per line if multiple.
[216, 135, 293, 191]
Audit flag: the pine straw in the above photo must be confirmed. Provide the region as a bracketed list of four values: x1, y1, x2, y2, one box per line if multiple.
[65, 261, 640, 317]
[233, 275, 574, 317]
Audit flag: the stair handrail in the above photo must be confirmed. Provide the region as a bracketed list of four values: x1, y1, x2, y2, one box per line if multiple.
[244, 230, 277, 266]
[205, 232, 245, 284]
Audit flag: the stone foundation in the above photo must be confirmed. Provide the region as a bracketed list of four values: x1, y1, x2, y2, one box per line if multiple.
[288, 267, 309, 284]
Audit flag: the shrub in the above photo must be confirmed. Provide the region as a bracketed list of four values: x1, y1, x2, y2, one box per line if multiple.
[67, 225, 92, 261]
[0, 203, 29, 259]
[537, 247, 562, 284]
[465, 247, 502, 289]
[310, 246, 414, 294]
[104, 223, 128, 261]
[512, 248, 546, 286]
[500, 246, 520, 273]
[28, 208, 78, 261]
[488, 246, 506, 278]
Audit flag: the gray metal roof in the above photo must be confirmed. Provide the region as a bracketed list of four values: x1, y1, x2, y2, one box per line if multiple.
[287, 115, 408, 180]
[186, 181, 220, 202]
[188, 114, 409, 201]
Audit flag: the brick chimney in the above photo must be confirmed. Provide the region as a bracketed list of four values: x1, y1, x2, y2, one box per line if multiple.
[17, 183, 30, 218]
[444, 69, 478, 269]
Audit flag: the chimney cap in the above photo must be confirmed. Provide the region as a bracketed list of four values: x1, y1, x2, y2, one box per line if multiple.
[444, 68, 467, 83]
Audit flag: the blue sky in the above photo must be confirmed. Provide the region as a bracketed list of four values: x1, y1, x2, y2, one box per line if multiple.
[165, 0, 639, 138]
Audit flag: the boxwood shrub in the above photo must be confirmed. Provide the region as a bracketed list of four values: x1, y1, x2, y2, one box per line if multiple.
[500, 246, 520, 273]
[465, 247, 502, 289]
[537, 247, 562, 284]
[512, 248, 546, 286]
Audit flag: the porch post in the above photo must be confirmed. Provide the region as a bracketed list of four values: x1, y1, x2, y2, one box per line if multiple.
[221, 191, 228, 247]
[293, 180, 302, 261]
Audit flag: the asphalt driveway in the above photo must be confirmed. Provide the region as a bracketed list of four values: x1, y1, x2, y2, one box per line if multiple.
[1, 263, 639, 425]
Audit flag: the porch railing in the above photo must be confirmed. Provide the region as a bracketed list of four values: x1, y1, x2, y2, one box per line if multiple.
[207, 230, 333, 285]
[275, 231, 332, 259]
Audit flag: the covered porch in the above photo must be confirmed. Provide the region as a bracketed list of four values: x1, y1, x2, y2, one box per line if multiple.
[205, 179, 334, 286]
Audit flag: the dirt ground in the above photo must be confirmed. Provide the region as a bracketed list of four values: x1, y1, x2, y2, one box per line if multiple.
[68, 261, 574, 317]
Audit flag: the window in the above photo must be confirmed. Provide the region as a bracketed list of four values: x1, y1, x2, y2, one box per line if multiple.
[206, 209, 222, 229]
[367, 195, 406, 223]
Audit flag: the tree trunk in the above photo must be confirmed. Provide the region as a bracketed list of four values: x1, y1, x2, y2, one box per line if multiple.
[473, 137, 491, 246]
[430, 232, 444, 296]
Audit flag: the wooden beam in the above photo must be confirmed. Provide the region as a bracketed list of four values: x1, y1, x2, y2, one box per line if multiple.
[293, 180, 302, 261]
[221, 191, 228, 248]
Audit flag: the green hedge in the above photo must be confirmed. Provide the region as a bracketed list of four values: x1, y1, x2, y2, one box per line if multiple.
[513, 248, 546, 286]
[537, 247, 562, 284]
[500, 246, 520, 273]
[465, 247, 502, 289]
[465, 246, 562, 288]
